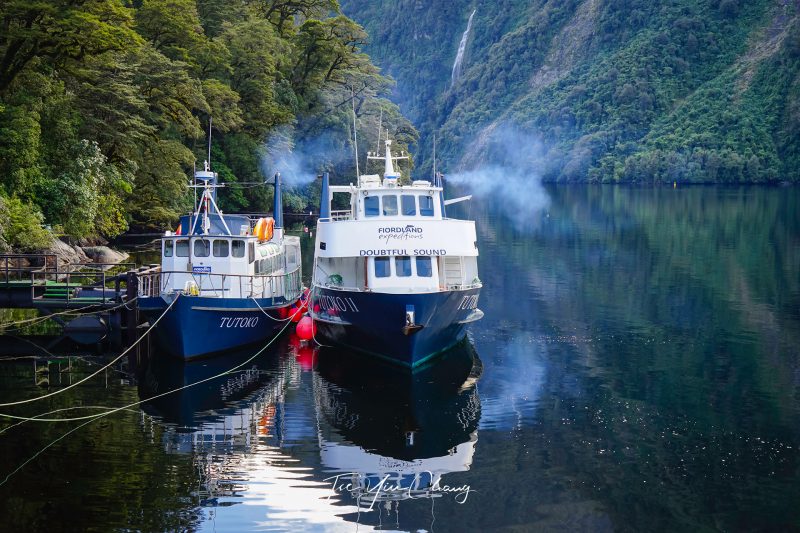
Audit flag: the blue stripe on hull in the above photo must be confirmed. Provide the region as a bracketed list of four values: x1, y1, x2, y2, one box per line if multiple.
[309, 287, 482, 367]
[139, 296, 292, 361]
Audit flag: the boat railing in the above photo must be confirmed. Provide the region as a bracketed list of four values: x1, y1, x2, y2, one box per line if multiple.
[315, 281, 483, 293]
[137, 266, 303, 302]
[444, 280, 483, 291]
[330, 210, 353, 221]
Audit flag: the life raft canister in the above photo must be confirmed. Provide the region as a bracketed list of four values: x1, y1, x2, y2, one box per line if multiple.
[253, 217, 274, 242]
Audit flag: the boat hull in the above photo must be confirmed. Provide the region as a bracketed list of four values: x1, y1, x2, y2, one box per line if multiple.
[309, 287, 482, 368]
[138, 295, 294, 361]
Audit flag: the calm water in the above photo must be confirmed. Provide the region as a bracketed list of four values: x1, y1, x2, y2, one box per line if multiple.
[1, 185, 799, 531]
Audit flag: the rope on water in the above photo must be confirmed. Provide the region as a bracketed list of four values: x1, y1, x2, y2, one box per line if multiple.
[0, 296, 139, 333]
[0, 294, 177, 408]
[0, 299, 297, 486]
[0, 308, 293, 423]
[0, 405, 138, 436]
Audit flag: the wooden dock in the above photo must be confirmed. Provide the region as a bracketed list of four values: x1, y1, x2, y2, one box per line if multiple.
[0, 253, 145, 349]
[0, 254, 134, 309]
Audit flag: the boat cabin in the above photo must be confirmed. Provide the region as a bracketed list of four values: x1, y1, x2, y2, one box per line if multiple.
[160, 230, 301, 299]
[314, 173, 479, 295]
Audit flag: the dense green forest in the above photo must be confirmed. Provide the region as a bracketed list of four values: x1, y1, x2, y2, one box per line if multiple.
[0, 0, 414, 250]
[341, 0, 800, 183]
[2, 1, 798, 250]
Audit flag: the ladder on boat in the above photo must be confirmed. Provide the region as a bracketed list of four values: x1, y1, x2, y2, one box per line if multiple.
[443, 256, 464, 289]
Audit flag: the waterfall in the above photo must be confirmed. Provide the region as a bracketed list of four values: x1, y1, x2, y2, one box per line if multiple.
[451, 9, 476, 87]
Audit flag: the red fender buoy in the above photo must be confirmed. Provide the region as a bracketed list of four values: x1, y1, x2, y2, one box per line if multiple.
[288, 305, 303, 322]
[296, 316, 316, 340]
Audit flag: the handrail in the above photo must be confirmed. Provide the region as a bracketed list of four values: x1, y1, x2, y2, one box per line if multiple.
[330, 210, 353, 221]
[316, 281, 483, 293]
[136, 266, 303, 301]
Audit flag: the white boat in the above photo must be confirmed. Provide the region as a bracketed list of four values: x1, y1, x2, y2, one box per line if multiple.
[309, 138, 483, 367]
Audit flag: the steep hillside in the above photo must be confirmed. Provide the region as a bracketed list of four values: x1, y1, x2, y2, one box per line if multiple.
[341, 0, 800, 183]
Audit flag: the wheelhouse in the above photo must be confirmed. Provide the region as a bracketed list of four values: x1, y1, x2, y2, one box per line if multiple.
[159, 222, 301, 299]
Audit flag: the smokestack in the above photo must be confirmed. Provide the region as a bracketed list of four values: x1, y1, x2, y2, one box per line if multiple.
[319, 172, 331, 221]
[273, 172, 284, 240]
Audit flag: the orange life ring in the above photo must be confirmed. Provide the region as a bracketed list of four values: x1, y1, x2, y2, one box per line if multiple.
[254, 217, 274, 241]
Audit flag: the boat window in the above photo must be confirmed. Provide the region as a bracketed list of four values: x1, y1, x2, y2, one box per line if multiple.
[375, 257, 390, 278]
[249, 242, 255, 263]
[396, 256, 412, 277]
[416, 256, 432, 277]
[365, 196, 379, 217]
[382, 195, 398, 216]
[287, 246, 297, 266]
[176, 239, 189, 257]
[420, 195, 434, 216]
[213, 240, 229, 257]
[401, 195, 416, 216]
[163, 240, 173, 257]
[232, 240, 245, 258]
[194, 239, 210, 257]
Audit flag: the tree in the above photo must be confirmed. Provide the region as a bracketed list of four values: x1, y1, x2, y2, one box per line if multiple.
[0, 0, 140, 94]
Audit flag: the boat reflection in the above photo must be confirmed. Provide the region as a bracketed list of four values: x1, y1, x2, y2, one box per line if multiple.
[135, 338, 483, 530]
[137, 341, 296, 453]
[313, 340, 482, 518]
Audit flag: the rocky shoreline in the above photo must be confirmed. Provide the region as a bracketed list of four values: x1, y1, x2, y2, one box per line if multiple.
[37, 237, 130, 269]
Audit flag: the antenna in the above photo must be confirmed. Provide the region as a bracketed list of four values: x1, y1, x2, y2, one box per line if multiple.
[351, 88, 360, 184]
[207, 116, 212, 167]
[433, 133, 437, 183]
[375, 106, 383, 158]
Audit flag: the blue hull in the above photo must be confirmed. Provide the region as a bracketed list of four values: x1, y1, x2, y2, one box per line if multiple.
[309, 287, 482, 368]
[138, 295, 295, 361]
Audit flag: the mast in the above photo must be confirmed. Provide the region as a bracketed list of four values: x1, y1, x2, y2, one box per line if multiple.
[351, 89, 360, 185]
[207, 116, 212, 166]
[384, 139, 395, 176]
[433, 133, 437, 182]
[366, 133, 408, 182]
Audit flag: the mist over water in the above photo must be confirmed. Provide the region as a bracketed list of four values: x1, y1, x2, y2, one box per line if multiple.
[446, 123, 550, 229]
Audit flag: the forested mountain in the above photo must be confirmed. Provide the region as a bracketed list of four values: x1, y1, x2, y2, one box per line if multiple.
[341, 0, 800, 183]
[0, 0, 413, 249]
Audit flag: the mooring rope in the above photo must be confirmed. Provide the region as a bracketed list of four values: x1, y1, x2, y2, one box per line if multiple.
[0, 307, 293, 423]
[0, 298, 306, 486]
[0, 294, 177, 408]
[0, 296, 140, 333]
[251, 297, 295, 322]
[308, 284, 332, 348]
[0, 406, 142, 486]
[0, 405, 138, 436]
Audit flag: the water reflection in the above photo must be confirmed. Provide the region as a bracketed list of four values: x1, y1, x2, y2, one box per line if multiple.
[314, 342, 480, 518]
[135, 338, 484, 531]
[2, 187, 799, 531]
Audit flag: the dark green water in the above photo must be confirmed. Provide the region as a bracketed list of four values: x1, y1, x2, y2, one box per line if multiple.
[0, 185, 798, 531]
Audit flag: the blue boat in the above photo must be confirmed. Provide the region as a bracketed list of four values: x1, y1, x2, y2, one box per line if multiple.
[309, 138, 483, 367]
[138, 162, 303, 360]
